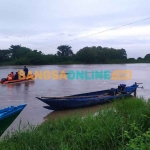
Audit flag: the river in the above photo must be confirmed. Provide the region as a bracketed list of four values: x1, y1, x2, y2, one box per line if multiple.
[0, 64, 150, 134]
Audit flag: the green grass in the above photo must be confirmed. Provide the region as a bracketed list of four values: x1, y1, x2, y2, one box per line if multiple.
[1, 97, 150, 150]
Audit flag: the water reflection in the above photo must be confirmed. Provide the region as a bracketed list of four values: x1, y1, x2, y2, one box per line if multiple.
[43, 103, 114, 122]
[7, 84, 15, 89]
[24, 81, 35, 89]
[25, 81, 34, 86]
[5, 81, 34, 89]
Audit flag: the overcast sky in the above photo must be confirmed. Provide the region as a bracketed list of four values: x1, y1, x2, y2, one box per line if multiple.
[0, 0, 150, 58]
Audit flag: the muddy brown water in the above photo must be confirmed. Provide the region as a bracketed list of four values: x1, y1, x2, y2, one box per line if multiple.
[0, 64, 150, 135]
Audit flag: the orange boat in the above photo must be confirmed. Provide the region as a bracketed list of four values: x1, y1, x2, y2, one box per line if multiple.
[0, 70, 35, 84]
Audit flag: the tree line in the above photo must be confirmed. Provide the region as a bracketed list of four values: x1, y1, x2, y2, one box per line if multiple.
[0, 45, 150, 65]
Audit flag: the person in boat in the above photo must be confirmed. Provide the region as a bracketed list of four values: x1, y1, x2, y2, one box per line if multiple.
[14, 72, 18, 80]
[1, 78, 7, 83]
[11, 72, 14, 80]
[23, 66, 28, 77]
[7, 73, 13, 81]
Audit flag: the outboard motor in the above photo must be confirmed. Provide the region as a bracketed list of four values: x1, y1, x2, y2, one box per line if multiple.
[118, 84, 126, 93]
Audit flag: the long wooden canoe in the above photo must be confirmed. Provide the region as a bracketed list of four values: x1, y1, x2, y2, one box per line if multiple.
[36, 83, 139, 110]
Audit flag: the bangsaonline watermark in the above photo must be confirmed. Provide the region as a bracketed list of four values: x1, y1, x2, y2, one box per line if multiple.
[27, 70, 132, 80]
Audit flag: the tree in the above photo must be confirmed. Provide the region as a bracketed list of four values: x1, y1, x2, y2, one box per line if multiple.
[144, 54, 150, 60]
[9, 45, 31, 59]
[0, 50, 11, 62]
[137, 57, 143, 60]
[76, 47, 97, 63]
[128, 58, 136, 63]
[76, 46, 127, 63]
[9, 45, 21, 59]
[57, 45, 74, 56]
[25, 50, 45, 64]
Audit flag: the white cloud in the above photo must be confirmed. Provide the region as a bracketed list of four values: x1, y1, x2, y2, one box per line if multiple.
[0, 0, 150, 58]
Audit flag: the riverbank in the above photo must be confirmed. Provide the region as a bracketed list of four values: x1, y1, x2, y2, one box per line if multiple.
[0, 97, 150, 150]
[0, 61, 150, 66]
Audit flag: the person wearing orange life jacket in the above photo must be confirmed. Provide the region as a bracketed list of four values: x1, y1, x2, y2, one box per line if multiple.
[7, 74, 12, 81]
[10, 72, 14, 80]
[7, 72, 14, 81]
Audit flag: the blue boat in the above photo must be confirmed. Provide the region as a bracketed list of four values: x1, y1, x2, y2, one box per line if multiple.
[0, 104, 27, 136]
[36, 83, 138, 110]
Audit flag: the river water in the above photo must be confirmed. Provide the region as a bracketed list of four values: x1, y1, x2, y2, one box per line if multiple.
[0, 64, 150, 134]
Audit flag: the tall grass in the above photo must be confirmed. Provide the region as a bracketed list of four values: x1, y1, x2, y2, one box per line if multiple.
[0, 97, 150, 150]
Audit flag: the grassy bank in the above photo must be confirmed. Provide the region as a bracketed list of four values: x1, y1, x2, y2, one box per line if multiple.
[1, 97, 150, 150]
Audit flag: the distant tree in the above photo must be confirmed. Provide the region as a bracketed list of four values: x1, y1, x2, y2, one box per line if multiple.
[0, 50, 11, 62]
[9, 45, 21, 59]
[1, 44, 149, 65]
[76, 46, 127, 63]
[120, 48, 127, 59]
[25, 50, 45, 64]
[128, 58, 135, 60]
[57, 45, 74, 56]
[76, 47, 97, 63]
[137, 57, 143, 60]
[128, 58, 136, 63]
[9, 45, 31, 60]
[144, 54, 150, 60]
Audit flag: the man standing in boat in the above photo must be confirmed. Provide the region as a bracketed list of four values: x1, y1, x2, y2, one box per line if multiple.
[23, 66, 28, 77]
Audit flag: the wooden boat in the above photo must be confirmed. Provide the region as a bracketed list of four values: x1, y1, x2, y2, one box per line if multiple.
[0, 70, 35, 85]
[36, 83, 139, 110]
[0, 104, 27, 136]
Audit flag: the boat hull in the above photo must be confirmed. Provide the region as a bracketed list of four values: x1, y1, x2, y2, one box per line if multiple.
[0, 104, 27, 136]
[0, 72, 35, 84]
[43, 95, 131, 110]
[37, 84, 138, 110]
[0, 112, 21, 136]
[0, 79, 34, 84]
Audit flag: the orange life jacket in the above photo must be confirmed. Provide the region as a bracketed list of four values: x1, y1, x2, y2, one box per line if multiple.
[11, 73, 14, 79]
[7, 74, 12, 81]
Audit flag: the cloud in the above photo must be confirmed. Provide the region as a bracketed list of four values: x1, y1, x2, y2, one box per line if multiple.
[0, 0, 150, 58]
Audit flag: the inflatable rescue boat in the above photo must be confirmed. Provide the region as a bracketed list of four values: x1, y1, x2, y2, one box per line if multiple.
[0, 70, 35, 84]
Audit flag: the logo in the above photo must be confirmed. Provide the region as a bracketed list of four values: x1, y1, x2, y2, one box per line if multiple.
[31, 70, 132, 80]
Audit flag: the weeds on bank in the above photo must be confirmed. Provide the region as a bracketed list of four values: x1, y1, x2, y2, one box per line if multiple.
[0, 97, 150, 150]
